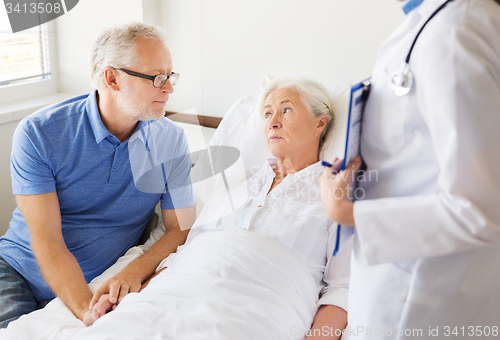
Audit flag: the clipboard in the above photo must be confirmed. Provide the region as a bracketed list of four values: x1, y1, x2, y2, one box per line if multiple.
[332, 78, 371, 256]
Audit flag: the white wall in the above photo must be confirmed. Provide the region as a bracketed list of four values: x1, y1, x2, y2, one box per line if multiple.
[161, 0, 405, 117]
[0, 0, 405, 235]
[55, 0, 144, 94]
[54, 0, 405, 116]
[0, 0, 144, 236]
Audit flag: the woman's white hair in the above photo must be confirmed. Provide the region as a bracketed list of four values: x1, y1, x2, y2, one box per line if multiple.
[89, 22, 168, 89]
[258, 76, 336, 153]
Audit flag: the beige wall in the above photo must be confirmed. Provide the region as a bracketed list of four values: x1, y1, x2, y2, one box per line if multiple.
[0, 120, 21, 236]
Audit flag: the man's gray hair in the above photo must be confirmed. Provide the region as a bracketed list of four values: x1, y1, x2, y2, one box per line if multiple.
[89, 22, 168, 89]
[258, 76, 336, 153]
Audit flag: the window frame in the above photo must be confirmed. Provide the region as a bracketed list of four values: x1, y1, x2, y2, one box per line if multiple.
[0, 21, 58, 106]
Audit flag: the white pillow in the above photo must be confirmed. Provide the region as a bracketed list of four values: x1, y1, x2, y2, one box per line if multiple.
[207, 77, 350, 168]
[191, 76, 350, 214]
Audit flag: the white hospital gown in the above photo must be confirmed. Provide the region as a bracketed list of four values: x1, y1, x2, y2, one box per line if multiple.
[159, 158, 351, 311]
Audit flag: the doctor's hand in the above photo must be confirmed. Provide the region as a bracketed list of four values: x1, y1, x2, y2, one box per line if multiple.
[320, 156, 362, 226]
[89, 265, 143, 314]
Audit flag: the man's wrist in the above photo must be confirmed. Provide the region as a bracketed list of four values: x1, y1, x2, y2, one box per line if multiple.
[124, 257, 157, 284]
[75, 304, 90, 321]
[71, 294, 93, 321]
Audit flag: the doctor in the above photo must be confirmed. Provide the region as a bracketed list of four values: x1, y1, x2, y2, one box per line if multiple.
[320, 0, 500, 338]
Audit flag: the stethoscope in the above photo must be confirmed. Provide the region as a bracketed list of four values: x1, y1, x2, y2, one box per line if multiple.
[390, 0, 454, 96]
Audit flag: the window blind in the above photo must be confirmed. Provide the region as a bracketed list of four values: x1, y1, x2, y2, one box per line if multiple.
[0, 24, 50, 86]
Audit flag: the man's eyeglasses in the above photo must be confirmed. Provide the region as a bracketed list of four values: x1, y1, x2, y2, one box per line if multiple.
[115, 68, 180, 87]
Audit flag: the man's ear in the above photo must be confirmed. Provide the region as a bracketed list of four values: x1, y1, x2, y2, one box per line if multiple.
[103, 67, 120, 91]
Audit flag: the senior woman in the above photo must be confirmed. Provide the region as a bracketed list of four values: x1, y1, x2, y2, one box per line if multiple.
[78, 77, 350, 340]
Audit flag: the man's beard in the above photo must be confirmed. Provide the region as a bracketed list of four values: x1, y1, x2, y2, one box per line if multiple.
[119, 87, 165, 121]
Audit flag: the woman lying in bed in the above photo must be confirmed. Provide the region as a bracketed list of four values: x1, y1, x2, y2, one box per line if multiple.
[81, 76, 351, 340]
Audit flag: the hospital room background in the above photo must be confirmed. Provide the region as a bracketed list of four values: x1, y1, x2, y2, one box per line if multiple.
[0, 0, 404, 237]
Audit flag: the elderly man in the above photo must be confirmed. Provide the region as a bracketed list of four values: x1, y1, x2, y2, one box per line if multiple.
[0, 22, 195, 327]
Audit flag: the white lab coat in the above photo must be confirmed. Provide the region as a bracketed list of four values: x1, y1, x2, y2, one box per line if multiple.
[349, 0, 500, 338]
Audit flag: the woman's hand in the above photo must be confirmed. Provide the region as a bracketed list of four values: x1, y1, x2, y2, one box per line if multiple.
[83, 294, 116, 326]
[320, 156, 362, 226]
[140, 267, 166, 292]
[305, 305, 347, 340]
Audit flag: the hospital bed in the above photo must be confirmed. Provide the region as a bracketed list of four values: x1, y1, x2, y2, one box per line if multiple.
[0, 80, 350, 340]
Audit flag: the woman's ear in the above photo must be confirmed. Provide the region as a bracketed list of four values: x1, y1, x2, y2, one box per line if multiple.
[316, 116, 328, 134]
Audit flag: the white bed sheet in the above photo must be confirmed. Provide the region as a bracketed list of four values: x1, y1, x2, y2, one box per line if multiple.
[1, 228, 319, 340]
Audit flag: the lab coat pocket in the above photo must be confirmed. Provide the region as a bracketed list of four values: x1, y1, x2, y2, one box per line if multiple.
[350, 248, 413, 330]
[362, 67, 410, 155]
[381, 263, 414, 326]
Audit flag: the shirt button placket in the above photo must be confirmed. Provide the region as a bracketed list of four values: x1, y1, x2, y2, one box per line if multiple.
[109, 145, 120, 183]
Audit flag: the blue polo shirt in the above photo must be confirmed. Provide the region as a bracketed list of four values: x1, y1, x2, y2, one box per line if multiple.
[0, 90, 194, 301]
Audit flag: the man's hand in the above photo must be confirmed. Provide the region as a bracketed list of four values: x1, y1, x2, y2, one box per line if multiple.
[89, 207, 194, 311]
[86, 266, 168, 325]
[320, 156, 362, 226]
[89, 265, 143, 310]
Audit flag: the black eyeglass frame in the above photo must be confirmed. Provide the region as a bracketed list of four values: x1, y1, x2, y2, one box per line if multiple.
[115, 68, 179, 87]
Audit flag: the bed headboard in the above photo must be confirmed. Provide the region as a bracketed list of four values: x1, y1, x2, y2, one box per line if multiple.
[165, 111, 220, 166]
[165, 111, 222, 129]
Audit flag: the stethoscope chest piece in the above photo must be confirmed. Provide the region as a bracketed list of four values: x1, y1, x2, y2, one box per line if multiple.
[389, 62, 413, 96]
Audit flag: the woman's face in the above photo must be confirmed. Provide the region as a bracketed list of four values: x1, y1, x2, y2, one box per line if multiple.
[263, 87, 324, 159]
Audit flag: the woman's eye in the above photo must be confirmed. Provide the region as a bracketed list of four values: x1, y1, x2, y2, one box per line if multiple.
[283, 108, 292, 113]
[265, 112, 272, 118]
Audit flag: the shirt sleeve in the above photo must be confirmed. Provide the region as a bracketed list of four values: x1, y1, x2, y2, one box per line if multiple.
[317, 222, 352, 312]
[354, 17, 500, 264]
[11, 119, 56, 195]
[161, 130, 195, 210]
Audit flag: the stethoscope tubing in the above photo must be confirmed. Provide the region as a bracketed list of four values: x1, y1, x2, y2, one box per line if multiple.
[405, 0, 455, 64]
[391, 0, 455, 96]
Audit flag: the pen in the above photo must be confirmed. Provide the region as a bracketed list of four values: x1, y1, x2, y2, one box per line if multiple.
[321, 157, 339, 168]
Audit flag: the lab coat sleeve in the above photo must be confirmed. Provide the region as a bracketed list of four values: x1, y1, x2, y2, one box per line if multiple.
[317, 222, 351, 311]
[354, 18, 500, 264]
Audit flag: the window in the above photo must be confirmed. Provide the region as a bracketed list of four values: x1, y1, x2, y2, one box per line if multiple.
[0, 24, 51, 87]
[0, 6, 57, 105]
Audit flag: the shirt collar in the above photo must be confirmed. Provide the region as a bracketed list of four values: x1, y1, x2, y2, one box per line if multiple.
[402, 0, 425, 14]
[86, 90, 114, 144]
[129, 120, 151, 144]
[87, 89, 148, 144]
[417, 0, 450, 19]
[263, 157, 323, 180]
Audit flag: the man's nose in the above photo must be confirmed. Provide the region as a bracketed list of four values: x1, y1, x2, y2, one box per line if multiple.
[160, 79, 174, 94]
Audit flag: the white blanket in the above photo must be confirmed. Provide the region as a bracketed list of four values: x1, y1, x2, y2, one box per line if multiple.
[1, 229, 318, 340]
